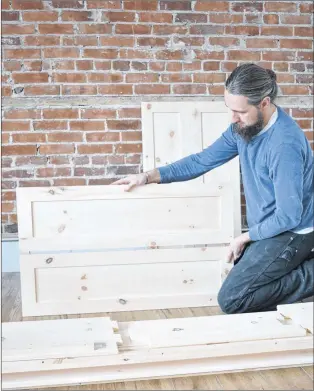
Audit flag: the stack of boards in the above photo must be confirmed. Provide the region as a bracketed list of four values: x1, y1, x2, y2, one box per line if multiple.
[2, 303, 313, 389]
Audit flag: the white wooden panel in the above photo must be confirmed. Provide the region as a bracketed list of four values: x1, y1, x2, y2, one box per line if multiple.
[17, 183, 234, 253]
[277, 302, 314, 333]
[2, 317, 119, 361]
[20, 246, 228, 316]
[142, 102, 241, 236]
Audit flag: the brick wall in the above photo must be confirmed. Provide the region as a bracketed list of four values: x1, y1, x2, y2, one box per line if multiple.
[2, 0, 313, 234]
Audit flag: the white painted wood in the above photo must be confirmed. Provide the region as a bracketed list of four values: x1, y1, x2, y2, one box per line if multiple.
[277, 302, 314, 334]
[2, 317, 119, 361]
[127, 312, 306, 348]
[19, 246, 228, 316]
[142, 102, 241, 237]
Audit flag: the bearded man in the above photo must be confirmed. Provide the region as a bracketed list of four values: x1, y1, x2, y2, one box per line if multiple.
[113, 63, 314, 314]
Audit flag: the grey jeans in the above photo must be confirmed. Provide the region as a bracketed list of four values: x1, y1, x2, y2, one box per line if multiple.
[218, 230, 314, 313]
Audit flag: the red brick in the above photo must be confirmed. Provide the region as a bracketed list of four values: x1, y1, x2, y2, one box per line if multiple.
[34, 121, 67, 130]
[149, 62, 166, 71]
[2, 203, 15, 213]
[83, 49, 118, 59]
[173, 84, 206, 94]
[87, 0, 121, 8]
[296, 52, 314, 61]
[47, 132, 83, 142]
[263, 14, 279, 24]
[61, 10, 93, 21]
[12, 72, 49, 83]
[76, 60, 93, 70]
[16, 156, 48, 165]
[12, 0, 43, 9]
[274, 62, 289, 72]
[121, 131, 142, 141]
[24, 36, 60, 46]
[112, 61, 129, 71]
[175, 13, 207, 23]
[166, 63, 182, 72]
[2, 0, 11, 10]
[296, 74, 314, 84]
[2, 121, 30, 131]
[2, 158, 13, 168]
[160, 1, 191, 10]
[265, 2, 297, 12]
[2, 86, 12, 96]
[2, 169, 34, 179]
[281, 15, 312, 24]
[124, 0, 158, 10]
[246, 39, 278, 49]
[53, 178, 86, 186]
[73, 156, 89, 165]
[99, 85, 133, 95]
[2, 181, 17, 190]
[37, 168, 71, 177]
[209, 38, 240, 47]
[295, 27, 313, 37]
[62, 85, 97, 95]
[231, 1, 263, 12]
[131, 61, 148, 70]
[121, 49, 152, 59]
[126, 73, 159, 83]
[276, 74, 295, 83]
[100, 37, 134, 47]
[292, 109, 313, 118]
[44, 48, 79, 58]
[2, 11, 19, 20]
[4, 49, 40, 59]
[88, 73, 123, 83]
[118, 108, 141, 118]
[3, 145, 36, 155]
[43, 109, 78, 119]
[77, 145, 113, 154]
[262, 51, 295, 61]
[4, 109, 40, 120]
[280, 86, 310, 95]
[261, 26, 293, 36]
[225, 26, 259, 36]
[79, 24, 112, 34]
[51, 0, 84, 8]
[280, 39, 312, 50]
[86, 132, 120, 142]
[116, 24, 151, 35]
[153, 25, 188, 35]
[107, 120, 140, 130]
[23, 11, 58, 21]
[105, 11, 135, 22]
[184, 61, 202, 71]
[39, 144, 75, 154]
[115, 143, 142, 153]
[12, 133, 46, 143]
[74, 167, 105, 176]
[245, 14, 263, 24]
[195, 50, 225, 60]
[125, 155, 141, 164]
[38, 24, 74, 34]
[70, 121, 104, 131]
[2, 192, 16, 201]
[19, 180, 50, 187]
[161, 74, 192, 83]
[134, 85, 170, 94]
[193, 74, 225, 83]
[53, 73, 87, 83]
[54, 61, 76, 71]
[297, 120, 312, 129]
[23, 60, 44, 71]
[82, 109, 116, 119]
[137, 37, 168, 47]
[300, 2, 314, 13]
[208, 85, 225, 95]
[3, 61, 22, 71]
[195, 1, 229, 11]
[304, 131, 314, 142]
[228, 51, 261, 61]
[139, 12, 172, 23]
[190, 25, 224, 35]
[2, 133, 10, 143]
[210, 14, 243, 24]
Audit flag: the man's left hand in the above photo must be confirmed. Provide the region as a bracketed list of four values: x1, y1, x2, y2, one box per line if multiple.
[227, 232, 251, 263]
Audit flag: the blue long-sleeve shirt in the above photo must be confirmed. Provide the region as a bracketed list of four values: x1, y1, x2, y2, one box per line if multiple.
[158, 106, 314, 241]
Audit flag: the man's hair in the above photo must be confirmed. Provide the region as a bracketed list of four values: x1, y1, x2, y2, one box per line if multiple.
[225, 63, 278, 106]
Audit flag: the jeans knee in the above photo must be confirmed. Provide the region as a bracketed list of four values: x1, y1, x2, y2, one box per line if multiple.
[217, 287, 237, 314]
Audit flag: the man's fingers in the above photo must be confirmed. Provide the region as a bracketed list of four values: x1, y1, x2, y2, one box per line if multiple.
[125, 182, 136, 192]
[226, 249, 234, 263]
[113, 178, 129, 185]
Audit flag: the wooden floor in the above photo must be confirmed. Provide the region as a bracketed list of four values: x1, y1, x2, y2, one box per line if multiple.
[2, 272, 313, 390]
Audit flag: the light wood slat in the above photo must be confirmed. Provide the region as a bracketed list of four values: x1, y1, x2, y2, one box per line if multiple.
[127, 312, 306, 348]
[16, 183, 234, 254]
[2, 317, 120, 361]
[141, 102, 241, 237]
[277, 302, 314, 333]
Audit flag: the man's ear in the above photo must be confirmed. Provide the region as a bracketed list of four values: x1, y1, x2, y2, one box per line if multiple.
[260, 96, 271, 110]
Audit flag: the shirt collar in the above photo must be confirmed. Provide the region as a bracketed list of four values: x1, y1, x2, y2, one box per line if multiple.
[254, 107, 278, 138]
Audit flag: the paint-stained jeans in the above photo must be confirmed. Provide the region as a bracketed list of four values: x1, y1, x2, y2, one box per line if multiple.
[217, 231, 314, 313]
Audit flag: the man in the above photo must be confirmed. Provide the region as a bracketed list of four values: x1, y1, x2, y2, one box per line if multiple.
[113, 63, 314, 314]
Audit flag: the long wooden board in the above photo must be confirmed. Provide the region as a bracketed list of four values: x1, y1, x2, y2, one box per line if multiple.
[141, 102, 241, 237]
[277, 302, 314, 333]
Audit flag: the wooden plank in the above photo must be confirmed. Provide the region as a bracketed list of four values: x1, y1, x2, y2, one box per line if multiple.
[277, 302, 314, 333]
[141, 102, 241, 237]
[16, 183, 234, 253]
[127, 312, 306, 348]
[20, 247, 228, 316]
[2, 317, 120, 361]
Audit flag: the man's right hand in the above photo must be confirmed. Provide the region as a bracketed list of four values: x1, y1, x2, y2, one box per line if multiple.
[112, 173, 147, 192]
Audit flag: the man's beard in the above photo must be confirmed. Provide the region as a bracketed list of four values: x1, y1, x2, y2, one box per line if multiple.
[233, 110, 264, 142]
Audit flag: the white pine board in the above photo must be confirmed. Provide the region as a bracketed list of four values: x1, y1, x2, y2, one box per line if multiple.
[141, 101, 241, 237]
[277, 302, 314, 333]
[127, 311, 306, 348]
[2, 317, 120, 361]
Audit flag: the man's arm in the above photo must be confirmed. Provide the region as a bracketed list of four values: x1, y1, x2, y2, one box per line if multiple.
[249, 143, 305, 241]
[158, 125, 238, 183]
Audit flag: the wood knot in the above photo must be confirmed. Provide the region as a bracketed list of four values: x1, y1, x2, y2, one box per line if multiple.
[149, 241, 157, 249]
[81, 286, 88, 291]
[169, 131, 175, 138]
[46, 257, 53, 264]
[49, 189, 55, 195]
[119, 298, 127, 305]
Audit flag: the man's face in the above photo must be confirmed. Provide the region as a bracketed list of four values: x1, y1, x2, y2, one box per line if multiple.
[224, 90, 265, 142]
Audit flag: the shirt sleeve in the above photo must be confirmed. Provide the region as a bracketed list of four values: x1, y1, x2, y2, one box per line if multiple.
[158, 125, 239, 183]
[249, 143, 305, 241]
